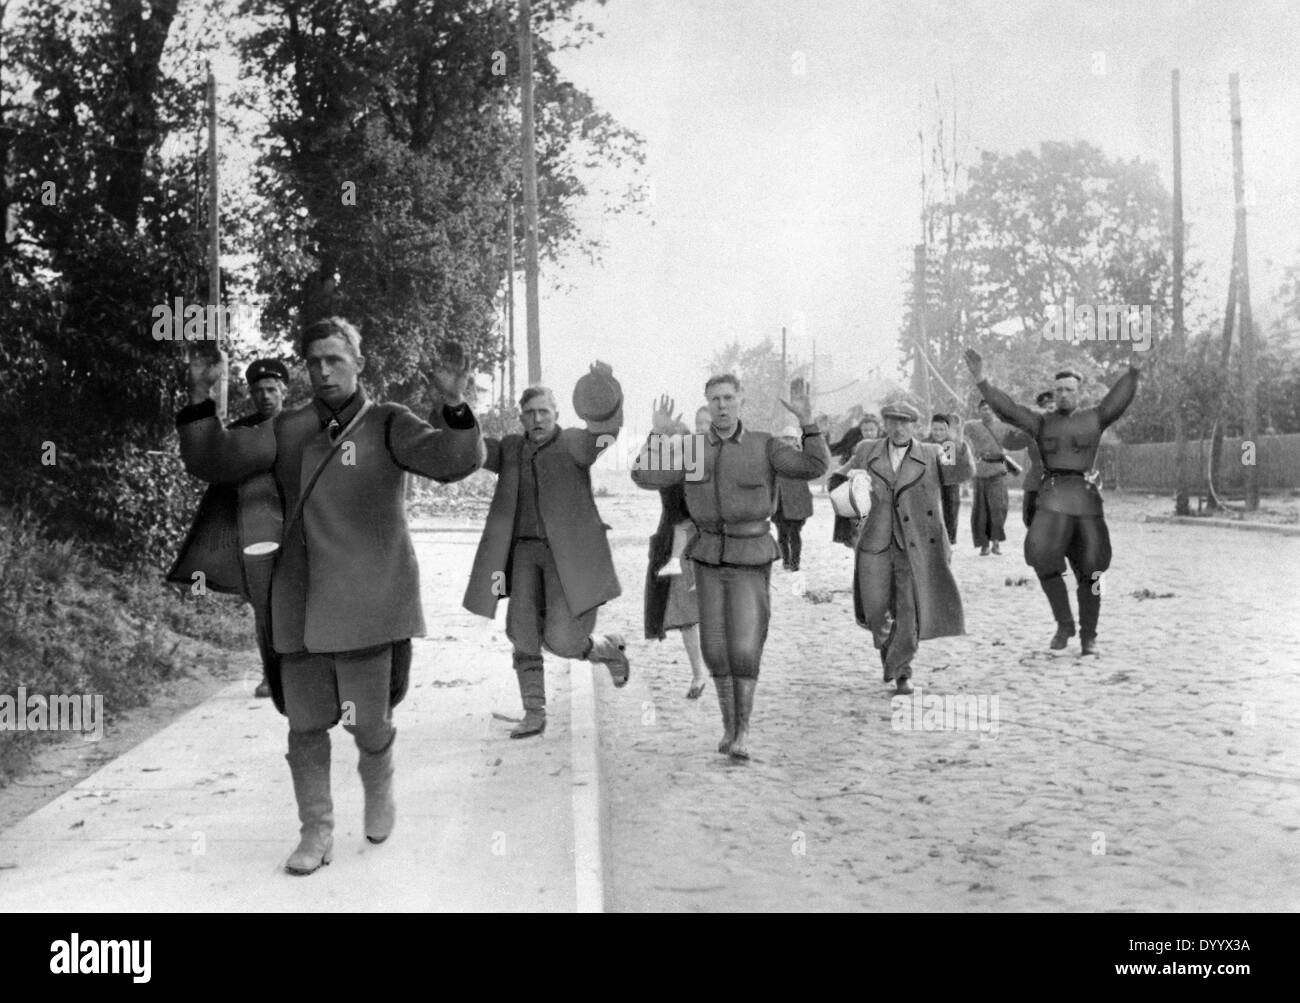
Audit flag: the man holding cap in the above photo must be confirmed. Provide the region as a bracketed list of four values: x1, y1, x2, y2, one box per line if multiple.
[850, 401, 964, 694]
[462, 362, 630, 740]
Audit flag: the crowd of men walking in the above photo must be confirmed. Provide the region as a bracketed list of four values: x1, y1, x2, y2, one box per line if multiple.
[171, 318, 1139, 876]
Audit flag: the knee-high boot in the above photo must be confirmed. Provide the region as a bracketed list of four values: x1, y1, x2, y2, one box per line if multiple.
[285, 730, 333, 875]
[713, 675, 736, 754]
[357, 728, 396, 844]
[1039, 573, 1076, 649]
[1078, 581, 1101, 651]
[730, 677, 757, 761]
[510, 666, 546, 738]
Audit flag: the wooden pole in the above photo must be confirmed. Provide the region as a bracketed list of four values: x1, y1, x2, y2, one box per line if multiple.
[207, 66, 226, 420]
[914, 243, 932, 418]
[1230, 72, 1258, 510]
[1207, 223, 1240, 510]
[518, 0, 542, 385]
[1171, 70, 1190, 515]
[506, 201, 516, 408]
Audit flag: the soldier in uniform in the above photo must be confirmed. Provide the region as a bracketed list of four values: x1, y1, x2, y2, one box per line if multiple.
[849, 402, 965, 694]
[965, 350, 1140, 655]
[178, 317, 483, 875]
[963, 400, 1020, 555]
[632, 375, 829, 760]
[462, 365, 630, 739]
[232, 359, 290, 698]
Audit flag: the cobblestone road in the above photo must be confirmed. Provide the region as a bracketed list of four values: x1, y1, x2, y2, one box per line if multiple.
[592, 488, 1300, 912]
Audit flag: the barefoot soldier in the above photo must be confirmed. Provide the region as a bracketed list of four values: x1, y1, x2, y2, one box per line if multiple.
[177, 318, 483, 875]
[463, 363, 630, 739]
[632, 375, 829, 760]
[849, 402, 965, 694]
[965, 349, 1140, 655]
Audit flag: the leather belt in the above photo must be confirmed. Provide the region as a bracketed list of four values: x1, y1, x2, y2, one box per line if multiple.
[695, 519, 771, 538]
[1043, 469, 1086, 477]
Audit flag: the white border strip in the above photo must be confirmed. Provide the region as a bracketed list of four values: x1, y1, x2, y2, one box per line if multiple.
[569, 660, 605, 913]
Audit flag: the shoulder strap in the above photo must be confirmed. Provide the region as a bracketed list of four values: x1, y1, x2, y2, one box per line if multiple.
[283, 400, 375, 542]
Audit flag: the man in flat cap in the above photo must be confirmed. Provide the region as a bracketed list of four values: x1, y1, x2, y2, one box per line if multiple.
[463, 364, 630, 740]
[178, 317, 483, 875]
[633, 375, 829, 760]
[848, 401, 965, 694]
[965, 351, 1140, 655]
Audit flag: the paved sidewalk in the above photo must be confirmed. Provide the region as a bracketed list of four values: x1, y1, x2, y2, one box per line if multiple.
[0, 529, 600, 912]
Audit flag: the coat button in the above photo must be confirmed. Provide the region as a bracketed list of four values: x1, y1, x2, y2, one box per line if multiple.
[927, 510, 933, 516]
[902, 515, 909, 521]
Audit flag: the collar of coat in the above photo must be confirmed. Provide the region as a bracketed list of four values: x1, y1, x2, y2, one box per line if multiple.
[312, 386, 368, 436]
[865, 436, 927, 492]
[706, 419, 745, 444]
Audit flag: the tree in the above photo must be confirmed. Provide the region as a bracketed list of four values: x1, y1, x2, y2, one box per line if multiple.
[237, 0, 644, 411]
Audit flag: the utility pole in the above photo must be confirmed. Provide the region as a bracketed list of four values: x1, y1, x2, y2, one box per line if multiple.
[1230, 73, 1258, 510]
[1171, 69, 1190, 515]
[914, 243, 932, 419]
[518, 0, 542, 384]
[506, 201, 516, 408]
[207, 66, 227, 419]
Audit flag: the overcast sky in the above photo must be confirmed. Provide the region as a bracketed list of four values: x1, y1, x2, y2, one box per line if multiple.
[528, 0, 1300, 433]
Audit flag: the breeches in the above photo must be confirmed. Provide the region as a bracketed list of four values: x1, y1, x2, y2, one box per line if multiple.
[1026, 510, 1112, 579]
[507, 539, 597, 667]
[282, 644, 395, 752]
[694, 562, 771, 679]
[971, 475, 1008, 545]
[1022, 490, 1039, 529]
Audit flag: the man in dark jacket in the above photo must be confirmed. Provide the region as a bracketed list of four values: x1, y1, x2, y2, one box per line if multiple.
[462, 364, 629, 739]
[925, 413, 974, 545]
[965, 350, 1140, 655]
[632, 375, 829, 761]
[178, 318, 483, 876]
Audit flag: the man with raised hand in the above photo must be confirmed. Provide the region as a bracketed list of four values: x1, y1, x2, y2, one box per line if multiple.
[462, 363, 629, 740]
[964, 349, 1140, 655]
[178, 317, 483, 875]
[631, 375, 829, 761]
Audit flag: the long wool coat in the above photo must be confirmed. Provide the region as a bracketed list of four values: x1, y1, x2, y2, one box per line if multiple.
[463, 427, 621, 620]
[178, 392, 483, 654]
[850, 437, 966, 641]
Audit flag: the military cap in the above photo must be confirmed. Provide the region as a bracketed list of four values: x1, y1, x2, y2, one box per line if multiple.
[880, 401, 921, 422]
[246, 358, 290, 385]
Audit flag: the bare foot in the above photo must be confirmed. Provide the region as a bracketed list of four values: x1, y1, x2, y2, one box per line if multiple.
[717, 732, 734, 754]
[729, 729, 750, 760]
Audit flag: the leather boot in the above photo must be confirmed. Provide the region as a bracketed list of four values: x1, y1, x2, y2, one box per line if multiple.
[714, 675, 736, 754]
[357, 729, 396, 844]
[730, 677, 757, 761]
[586, 633, 630, 687]
[285, 730, 333, 875]
[1078, 584, 1101, 655]
[510, 667, 546, 738]
[1039, 573, 1076, 649]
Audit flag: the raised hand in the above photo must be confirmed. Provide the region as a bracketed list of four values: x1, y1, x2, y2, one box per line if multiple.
[590, 359, 614, 379]
[432, 340, 471, 407]
[964, 347, 984, 382]
[187, 350, 225, 405]
[778, 391, 812, 426]
[651, 394, 679, 434]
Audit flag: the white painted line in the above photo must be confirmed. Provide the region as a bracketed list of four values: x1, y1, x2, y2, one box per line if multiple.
[569, 659, 605, 913]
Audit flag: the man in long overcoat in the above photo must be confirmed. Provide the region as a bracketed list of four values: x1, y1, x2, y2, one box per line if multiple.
[178, 318, 483, 875]
[851, 401, 966, 694]
[463, 363, 629, 738]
